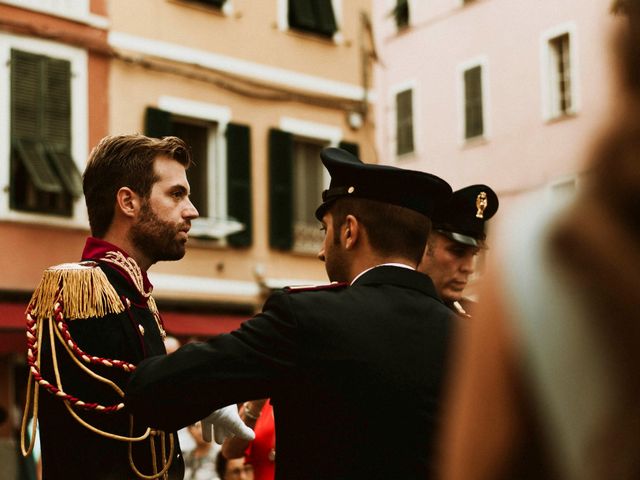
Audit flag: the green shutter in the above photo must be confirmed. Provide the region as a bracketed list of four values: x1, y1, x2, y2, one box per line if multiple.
[314, 0, 338, 36]
[289, 0, 317, 31]
[11, 50, 42, 140]
[464, 66, 483, 139]
[44, 57, 82, 197]
[338, 141, 360, 159]
[226, 123, 253, 247]
[145, 107, 173, 138]
[268, 129, 293, 250]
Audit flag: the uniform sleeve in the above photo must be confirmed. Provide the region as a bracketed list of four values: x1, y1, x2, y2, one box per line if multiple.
[125, 292, 299, 432]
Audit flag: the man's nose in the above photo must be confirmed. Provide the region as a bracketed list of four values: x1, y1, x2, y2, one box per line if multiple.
[184, 199, 199, 219]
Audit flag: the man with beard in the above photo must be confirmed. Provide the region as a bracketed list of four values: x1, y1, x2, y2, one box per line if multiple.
[125, 147, 455, 479]
[21, 134, 253, 479]
[418, 185, 499, 318]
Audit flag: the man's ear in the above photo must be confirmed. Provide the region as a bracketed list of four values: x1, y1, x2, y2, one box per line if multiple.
[343, 214, 360, 250]
[116, 187, 140, 219]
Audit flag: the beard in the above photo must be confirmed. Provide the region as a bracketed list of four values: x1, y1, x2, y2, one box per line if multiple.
[324, 238, 351, 283]
[129, 201, 188, 264]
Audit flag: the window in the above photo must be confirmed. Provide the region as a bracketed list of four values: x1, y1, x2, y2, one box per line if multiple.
[145, 105, 252, 246]
[547, 33, 573, 118]
[9, 49, 82, 217]
[287, 0, 338, 38]
[464, 65, 484, 139]
[393, 0, 409, 29]
[292, 139, 326, 254]
[395, 88, 414, 156]
[269, 124, 357, 253]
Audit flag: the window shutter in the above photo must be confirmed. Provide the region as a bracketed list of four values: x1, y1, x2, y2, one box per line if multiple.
[338, 141, 360, 159]
[314, 0, 338, 36]
[44, 57, 82, 197]
[11, 49, 41, 140]
[288, 0, 317, 31]
[145, 107, 173, 138]
[464, 66, 483, 138]
[268, 129, 294, 250]
[226, 123, 253, 247]
[396, 89, 414, 155]
[10, 51, 63, 194]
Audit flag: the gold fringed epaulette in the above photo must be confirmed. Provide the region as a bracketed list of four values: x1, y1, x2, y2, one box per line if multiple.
[28, 261, 125, 320]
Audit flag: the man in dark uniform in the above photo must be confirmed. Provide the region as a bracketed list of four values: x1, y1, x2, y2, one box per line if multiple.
[125, 147, 455, 479]
[21, 135, 251, 480]
[418, 184, 499, 317]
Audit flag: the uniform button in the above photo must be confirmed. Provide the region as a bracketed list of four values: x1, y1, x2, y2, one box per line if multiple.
[138, 324, 145, 335]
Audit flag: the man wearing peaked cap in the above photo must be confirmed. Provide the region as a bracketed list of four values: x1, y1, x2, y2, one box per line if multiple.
[126, 147, 456, 479]
[418, 184, 499, 317]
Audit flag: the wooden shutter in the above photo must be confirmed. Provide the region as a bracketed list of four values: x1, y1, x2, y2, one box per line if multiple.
[268, 129, 294, 250]
[226, 123, 253, 247]
[464, 66, 483, 139]
[288, 0, 317, 31]
[396, 89, 414, 155]
[44, 57, 82, 197]
[338, 141, 360, 159]
[10, 50, 63, 194]
[145, 107, 173, 138]
[314, 0, 338, 36]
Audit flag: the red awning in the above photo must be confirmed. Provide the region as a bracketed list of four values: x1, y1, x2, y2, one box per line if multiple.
[0, 301, 247, 354]
[161, 311, 247, 337]
[0, 302, 28, 354]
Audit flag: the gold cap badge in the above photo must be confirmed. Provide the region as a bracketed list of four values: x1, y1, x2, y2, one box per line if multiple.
[475, 192, 488, 218]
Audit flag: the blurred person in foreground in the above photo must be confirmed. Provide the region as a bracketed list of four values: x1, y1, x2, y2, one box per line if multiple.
[438, 3, 640, 479]
[126, 147, 455, 479]
[20, 134, 251, 480]
[418, 185, 498, 318]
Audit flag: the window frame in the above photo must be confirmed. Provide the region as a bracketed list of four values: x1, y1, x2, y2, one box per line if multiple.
[457, 56, 490, 143]
[0, 32, 88, 228]
[540, 23, 580, 121]
[277, 0, 344, 43]
[272, 117, 341, 253]
[156, 96, 233, 236]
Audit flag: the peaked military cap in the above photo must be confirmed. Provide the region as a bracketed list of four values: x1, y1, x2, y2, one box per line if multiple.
[433, 184, 499, 247]
[315, 147, 452, 220]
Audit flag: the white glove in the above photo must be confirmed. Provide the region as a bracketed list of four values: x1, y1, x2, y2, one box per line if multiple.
[200, 404, 256, 445]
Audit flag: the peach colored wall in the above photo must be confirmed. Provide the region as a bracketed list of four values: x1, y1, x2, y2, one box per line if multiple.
[108, 0, 370, 85]
[107, 0, 374, 296]
[373, 0, 620, 196]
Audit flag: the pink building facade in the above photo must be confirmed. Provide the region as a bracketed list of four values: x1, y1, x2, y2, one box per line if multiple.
[372, 0, 621, 218]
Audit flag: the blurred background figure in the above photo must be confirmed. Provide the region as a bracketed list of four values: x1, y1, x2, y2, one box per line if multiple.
[184, 421, 222, 480]
[215, 452, 254, 480]
[438, 1, 640, 479]
[222, 399, 275, 480]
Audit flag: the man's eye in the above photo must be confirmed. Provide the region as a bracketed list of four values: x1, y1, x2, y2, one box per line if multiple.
[319, 225, 327, 233]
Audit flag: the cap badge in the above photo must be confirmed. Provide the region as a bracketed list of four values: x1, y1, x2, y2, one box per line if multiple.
[475, 192, 488, 218]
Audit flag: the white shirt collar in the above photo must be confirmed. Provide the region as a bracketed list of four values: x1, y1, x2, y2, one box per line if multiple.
[350, 263, 415, 285]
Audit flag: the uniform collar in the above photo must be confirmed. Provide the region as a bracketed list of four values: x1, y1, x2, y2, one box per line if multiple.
[351, 265, 443, 303]
[350, 263, 414, 285]
[81, 237, 153, 294]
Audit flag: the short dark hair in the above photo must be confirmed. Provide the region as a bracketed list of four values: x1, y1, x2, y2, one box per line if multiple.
[83, 134, 191, 237]
[330, 197, 431, 265]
